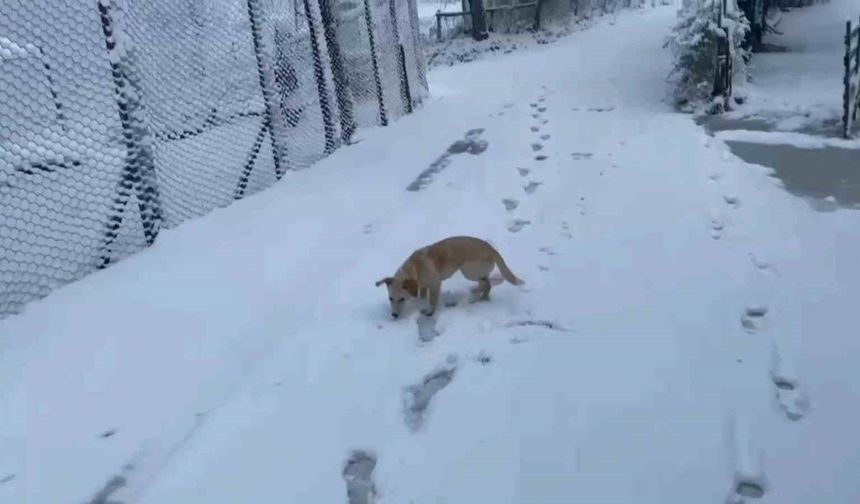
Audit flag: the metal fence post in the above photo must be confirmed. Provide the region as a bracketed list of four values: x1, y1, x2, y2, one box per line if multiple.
[246, 0, 287, 177]
[318, 0, 357, 143]
[844, 20, 849, 135]
[388, 0, 413, 113]
[96, 0, 163, 268]
[302, 0, 338, 153]
[405, 0, 428, 93]
[362, 0, 389, 126]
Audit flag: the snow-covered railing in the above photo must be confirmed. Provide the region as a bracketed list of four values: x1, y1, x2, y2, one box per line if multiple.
[842, 15, 860, 138]
[0, 0, 428, 318]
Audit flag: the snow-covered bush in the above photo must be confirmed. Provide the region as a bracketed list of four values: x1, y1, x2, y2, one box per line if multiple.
[665, 0, 750, 112]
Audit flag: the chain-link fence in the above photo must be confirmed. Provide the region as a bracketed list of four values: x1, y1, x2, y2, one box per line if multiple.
[0, 0, 427, 318]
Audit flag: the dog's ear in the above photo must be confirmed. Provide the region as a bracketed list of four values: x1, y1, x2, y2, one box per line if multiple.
[375, 277, 394, 287]
[401, 278, 419, 297]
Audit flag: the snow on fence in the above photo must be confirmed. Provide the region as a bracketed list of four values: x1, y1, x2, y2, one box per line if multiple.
[0, 0, 427, 318]
[432, 0, 658, 42]
[843, 15, 860, 138]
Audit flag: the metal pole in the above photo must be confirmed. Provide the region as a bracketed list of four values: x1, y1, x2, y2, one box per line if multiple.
[318, 0, 357, 144]
[855, 16, 860, 122]
[96, 0, 162, 267]
[844, 19, 853, 138]
[362, 0, 389, 126]
[246, 0, 286, 176]
[398, 45, 414, 113]
[388, 0, 412, 113]
[301, 0, 338, 153]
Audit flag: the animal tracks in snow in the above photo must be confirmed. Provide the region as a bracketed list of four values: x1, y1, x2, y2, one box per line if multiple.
[770, 343, 809, 421]
[403, 364, 457, 432]
[524, 181, 542, 194]
[407, 128, 488, 191]
[725, 416, 767, 504]
[507, 219, 531, 233]
[417, 314, 441, 343]
[343, 451, 377, 504]
[740, 306, 768, 333]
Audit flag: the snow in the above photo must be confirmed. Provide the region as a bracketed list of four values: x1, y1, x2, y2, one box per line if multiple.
[715, 128, 860, 148]
[3, 3, 860, 504]
[730, 0, 859, 131]
[0, 36, 38, 61]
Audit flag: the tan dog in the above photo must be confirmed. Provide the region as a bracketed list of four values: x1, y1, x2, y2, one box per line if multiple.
[376, 236, 524, 318]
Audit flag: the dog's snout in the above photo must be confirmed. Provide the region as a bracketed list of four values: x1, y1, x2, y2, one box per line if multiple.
[391, 312, 399, 319]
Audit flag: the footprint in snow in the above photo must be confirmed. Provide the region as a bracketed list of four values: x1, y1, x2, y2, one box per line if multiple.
[725, 415, 767, 504]
[502, 198, 519, 211]
[403, 364, 457, 431]
[724, 195, 741, 208]
[741, 306, 767, 333]
[540, 134, 551, 140]
[748, 252, 778, 277]
[524, 181, 542, 194]
[475, 351, 492, 365]
[710, 217, 725, 240]
[571, 152, 593, 160]
[507, 219, 531, 233]
[417, 314, 441, 343]
[535, 155, 548, 161]
[343, 451, 377, 504]
[517, 167, 530, 177]
[770, 343, 809, 421]
[531, 143, 544, 152]
[530, 126, 540, 133]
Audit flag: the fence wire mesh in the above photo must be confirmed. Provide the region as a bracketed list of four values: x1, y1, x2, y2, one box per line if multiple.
[0, 0, 427, 318]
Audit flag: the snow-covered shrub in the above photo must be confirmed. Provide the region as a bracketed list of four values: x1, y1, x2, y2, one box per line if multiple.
[665, 0, 750, 112]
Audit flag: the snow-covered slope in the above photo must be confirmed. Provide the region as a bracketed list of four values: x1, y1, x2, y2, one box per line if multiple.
[2, 4, 859, 504]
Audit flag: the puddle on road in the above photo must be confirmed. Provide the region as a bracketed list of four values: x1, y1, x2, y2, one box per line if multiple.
[725, 140, 860, 211]
[697, 114, 860, 211]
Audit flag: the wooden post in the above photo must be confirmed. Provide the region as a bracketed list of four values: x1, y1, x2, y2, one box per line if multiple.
[436, 10, 442, 41]
[471, 0, 489, 40]
[844, 19, 853, 138]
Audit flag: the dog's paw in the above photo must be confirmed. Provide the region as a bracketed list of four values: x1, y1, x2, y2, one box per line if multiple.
[420, 309, 435, 317]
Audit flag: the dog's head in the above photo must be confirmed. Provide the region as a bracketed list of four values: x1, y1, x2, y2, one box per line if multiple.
[375, 276, 418, 318]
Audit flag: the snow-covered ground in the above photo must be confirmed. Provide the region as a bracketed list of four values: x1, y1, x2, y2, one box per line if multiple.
[3, 3, 860, 504]
[730, 0, 858, 134]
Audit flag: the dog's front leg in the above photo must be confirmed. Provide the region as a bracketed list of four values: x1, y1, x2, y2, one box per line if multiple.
[421, 283, 441, 316]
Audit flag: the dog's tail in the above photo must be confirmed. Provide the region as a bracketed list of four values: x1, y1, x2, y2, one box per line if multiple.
[493, 251, 525, 285]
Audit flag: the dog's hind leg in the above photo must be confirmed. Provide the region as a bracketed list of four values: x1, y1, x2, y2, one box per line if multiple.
[462, 261, 494, 301]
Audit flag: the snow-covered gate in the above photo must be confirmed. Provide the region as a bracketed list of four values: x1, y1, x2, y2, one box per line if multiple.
[0, 0, 427, 318]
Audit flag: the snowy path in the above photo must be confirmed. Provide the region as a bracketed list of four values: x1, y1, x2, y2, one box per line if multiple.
[2, 5, 860, 504]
